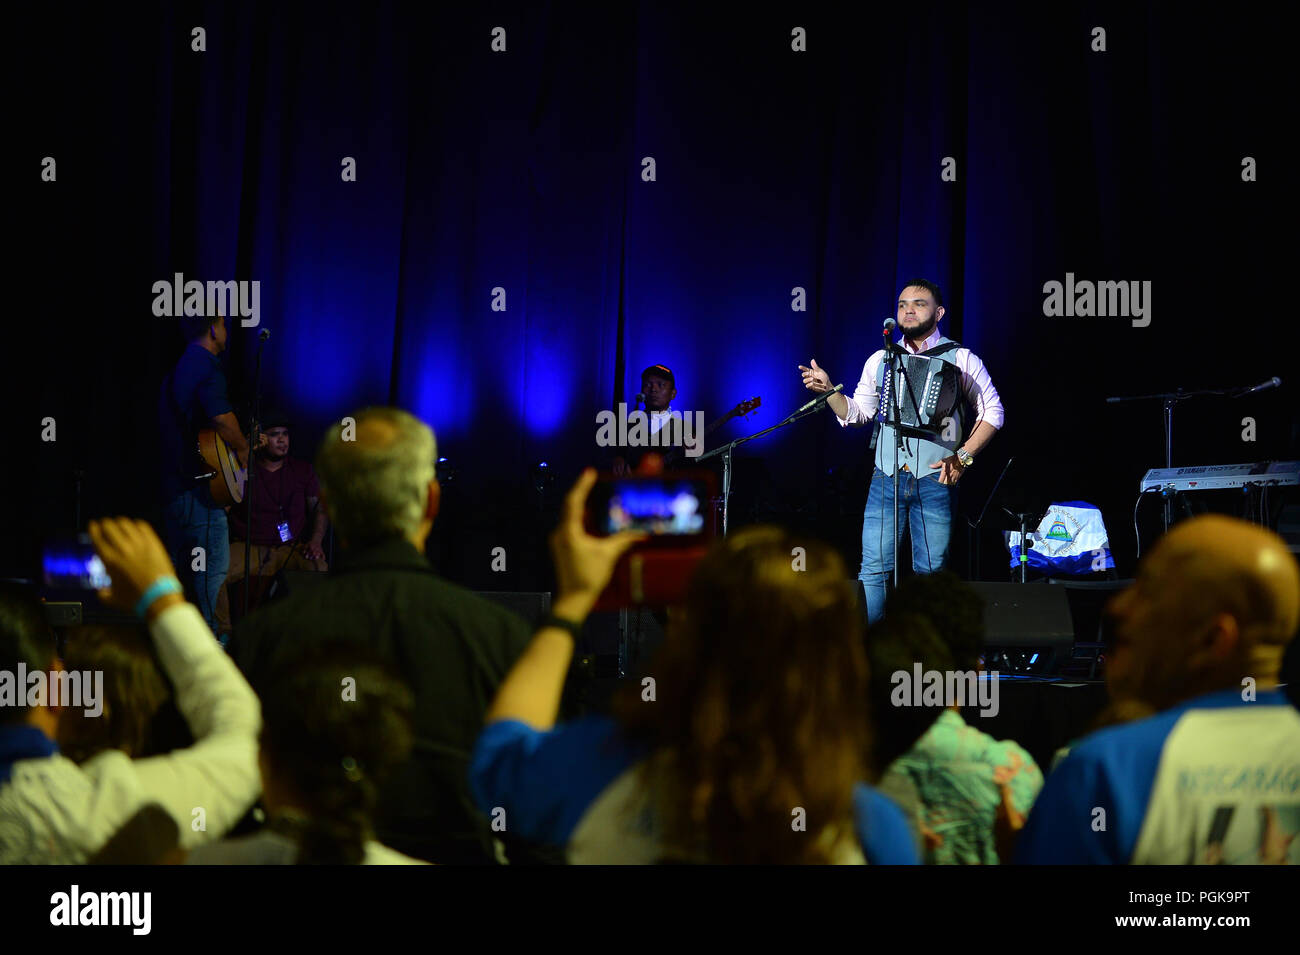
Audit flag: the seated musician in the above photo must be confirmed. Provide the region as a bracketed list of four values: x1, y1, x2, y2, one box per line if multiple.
[612, 364, 683, 476]
[214, 411, 328, 637]
[799, 279, 1005, 625]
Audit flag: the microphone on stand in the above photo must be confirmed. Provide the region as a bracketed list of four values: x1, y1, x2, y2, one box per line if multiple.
[634, 392, 645, 409]
[794, 382, 844, 415]
[1243, 376, 1281, 394]
[258, 328, 271, 342]
[882, 317, 903, 356]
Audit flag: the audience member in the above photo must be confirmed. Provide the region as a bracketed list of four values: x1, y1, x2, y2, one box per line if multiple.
[470, 469, 918, 864]
[0, 520, 260, 863]
[228, 407, 534, 864]
[866, 612, 956, 773]
[875, 571, 1043, 864]
[88, 804, 184, 864]
[865, 612, 953, 857]
[1016, 515, 1300, 864]
[188, 649, 425, 864]
[56, 623, 189, 764]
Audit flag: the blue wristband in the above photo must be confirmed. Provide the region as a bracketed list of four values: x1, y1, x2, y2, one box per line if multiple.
[135, 576, 183, 619]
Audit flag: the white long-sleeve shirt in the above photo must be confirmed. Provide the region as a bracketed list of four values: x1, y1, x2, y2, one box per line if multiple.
[838, 327, 1005, 431]
[0, 602, 261, 863]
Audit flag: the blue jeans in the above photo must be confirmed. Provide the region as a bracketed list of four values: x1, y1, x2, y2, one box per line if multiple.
[163, 487, 229, 635]
[860, 467, 957, 625]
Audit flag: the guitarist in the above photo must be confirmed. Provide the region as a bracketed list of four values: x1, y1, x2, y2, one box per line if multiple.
[158, 313, 255, 635]
[612, 364, 683, 476]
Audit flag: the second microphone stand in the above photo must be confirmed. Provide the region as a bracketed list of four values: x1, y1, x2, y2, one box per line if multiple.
[242, 331, 269, 621]
[1106, 377, 1280, 533]
[698, 388, 842, 536]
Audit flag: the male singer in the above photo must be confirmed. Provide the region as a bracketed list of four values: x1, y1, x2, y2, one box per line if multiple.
[799, 279, 1004, 624]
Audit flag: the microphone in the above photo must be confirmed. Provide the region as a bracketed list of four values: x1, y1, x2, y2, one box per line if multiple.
[258, 328, 271, 342]
[794, 382, 844, 415]
[1244, 376, 1281, 394]
[634, 392, 645, 408]
[882, 317, 904, 356]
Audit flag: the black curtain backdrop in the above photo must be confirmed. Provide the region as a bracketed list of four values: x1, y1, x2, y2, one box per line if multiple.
[9, 1, 1293, 592]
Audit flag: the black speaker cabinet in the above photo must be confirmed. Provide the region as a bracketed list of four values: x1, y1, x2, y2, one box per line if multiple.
[969, 581, 1074, 675]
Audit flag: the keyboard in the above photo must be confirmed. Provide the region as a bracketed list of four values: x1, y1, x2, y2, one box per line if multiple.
[1139, 461, 1300, 493]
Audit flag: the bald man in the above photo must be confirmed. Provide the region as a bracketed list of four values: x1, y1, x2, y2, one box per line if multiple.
[227, 407, 535, 864]
[1015, 515, 1300, 864]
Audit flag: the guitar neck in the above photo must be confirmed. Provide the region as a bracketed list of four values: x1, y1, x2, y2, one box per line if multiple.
[701, 412, 738, 440]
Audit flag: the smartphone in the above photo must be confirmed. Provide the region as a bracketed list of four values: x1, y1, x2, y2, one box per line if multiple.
[588, 473, 715, 610]
[43, 535, 111, 590]
[587, 474, 714, 539]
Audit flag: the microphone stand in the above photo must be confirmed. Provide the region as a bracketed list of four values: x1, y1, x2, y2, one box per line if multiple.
[878, 327, 906, 588]
[698, 388, 841, 536]
[965, 455, 1015, 581]
[1003, 506, 1038, 583]
[242, 331, 269, 621]
[1106, 377, 1279, 534]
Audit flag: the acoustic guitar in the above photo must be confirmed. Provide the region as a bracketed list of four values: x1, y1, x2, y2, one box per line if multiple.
[196, 428, 267, 506]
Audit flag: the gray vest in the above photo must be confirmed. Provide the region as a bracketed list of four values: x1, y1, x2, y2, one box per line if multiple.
[873, 336, 965, 478]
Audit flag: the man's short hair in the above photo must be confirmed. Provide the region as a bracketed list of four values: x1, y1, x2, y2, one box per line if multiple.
[0, 582, 58, 726]
[314, 407, 437, 547]
[180, 314, 220, 343]
[867, 611, 956, 771]
[884, 570, 984, 671]
[899, 278, 945, 309]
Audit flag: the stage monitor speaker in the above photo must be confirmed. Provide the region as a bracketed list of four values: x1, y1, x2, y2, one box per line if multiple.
[969, 581, 1074, 675]
[1050, 578, 1130, 642]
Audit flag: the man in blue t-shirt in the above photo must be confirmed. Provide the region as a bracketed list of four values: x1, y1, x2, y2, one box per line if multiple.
[158, 314, 255, 634]
[1015, 515, 1300, 864]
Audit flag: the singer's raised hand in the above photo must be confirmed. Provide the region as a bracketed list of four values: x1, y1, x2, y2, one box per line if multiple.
[798, 358, 832, 393]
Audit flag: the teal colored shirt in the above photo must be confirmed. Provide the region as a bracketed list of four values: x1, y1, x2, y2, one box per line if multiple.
[877, 709, 1043, 864]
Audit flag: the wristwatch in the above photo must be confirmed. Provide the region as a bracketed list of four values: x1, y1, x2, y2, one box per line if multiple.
[956, 447, 975, 468]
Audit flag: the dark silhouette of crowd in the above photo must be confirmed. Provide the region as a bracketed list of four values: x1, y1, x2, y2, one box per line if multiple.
[3, 407, 1297, 865]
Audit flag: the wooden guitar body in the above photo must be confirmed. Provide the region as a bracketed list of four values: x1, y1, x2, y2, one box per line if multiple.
[197, 429, 247, 506]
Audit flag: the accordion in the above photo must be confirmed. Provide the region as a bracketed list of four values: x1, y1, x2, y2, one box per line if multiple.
[876, 353, 962, 438]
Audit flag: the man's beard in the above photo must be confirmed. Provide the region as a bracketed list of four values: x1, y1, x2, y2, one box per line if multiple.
[900, 314, 938, 341]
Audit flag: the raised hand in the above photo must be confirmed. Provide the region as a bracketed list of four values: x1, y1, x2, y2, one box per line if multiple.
[550, 468, 648, 618]
[88, 518, 181, 614]
[798, 358, 832, 394]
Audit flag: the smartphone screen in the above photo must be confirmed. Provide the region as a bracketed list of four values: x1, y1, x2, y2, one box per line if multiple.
[590, 476, 712, 537]
[43, 536, 111, 590]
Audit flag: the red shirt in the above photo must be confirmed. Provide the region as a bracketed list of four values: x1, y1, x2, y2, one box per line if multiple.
[228, 457, 321, 545]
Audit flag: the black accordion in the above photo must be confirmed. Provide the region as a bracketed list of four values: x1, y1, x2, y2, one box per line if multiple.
[876, 351, 962, 439]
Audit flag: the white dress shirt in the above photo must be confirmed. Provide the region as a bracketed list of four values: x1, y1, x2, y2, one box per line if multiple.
[837, 327, 1005, 432]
